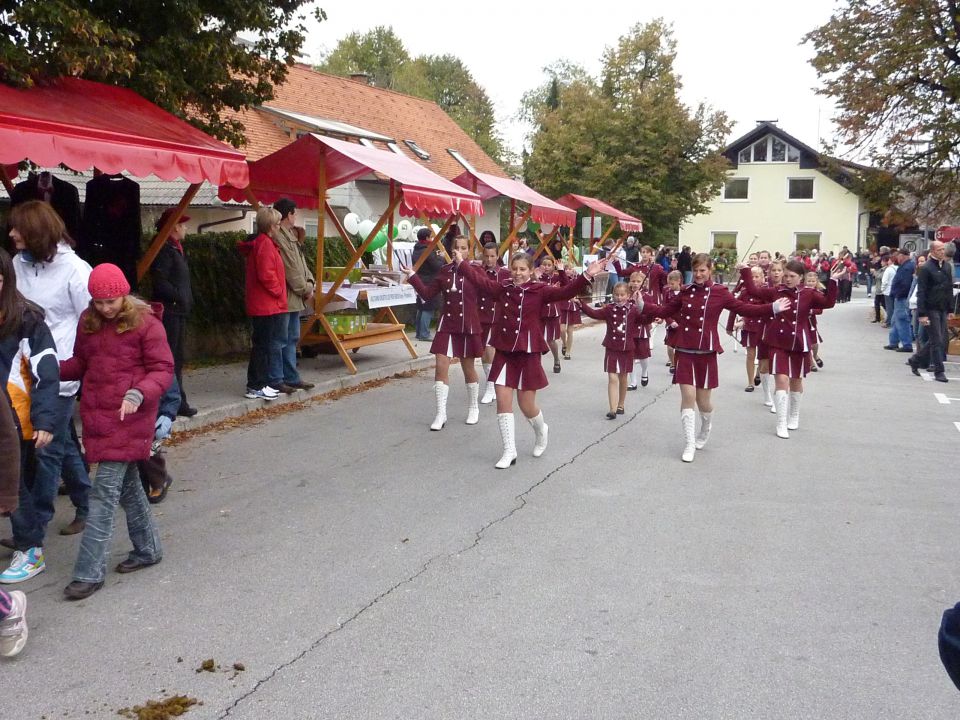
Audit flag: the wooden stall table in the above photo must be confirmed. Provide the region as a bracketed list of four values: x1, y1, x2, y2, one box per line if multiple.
[219, 133, 484, 374]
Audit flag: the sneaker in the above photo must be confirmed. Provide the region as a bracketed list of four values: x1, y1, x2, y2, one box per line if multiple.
[270, 383, 298, 395]
[0, 590, 27, 657]
[244, 386, 279, 400]
[0, 548, 45, 584]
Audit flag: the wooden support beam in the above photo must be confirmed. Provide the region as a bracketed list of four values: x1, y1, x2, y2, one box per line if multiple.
[590, 218, 619, 255]
[136, 182, 201, 281]
[531, 227, 559, 260]
[411, 215, 455, 272]
[497, 208, 532, 258]
[387, 179, 396, 270]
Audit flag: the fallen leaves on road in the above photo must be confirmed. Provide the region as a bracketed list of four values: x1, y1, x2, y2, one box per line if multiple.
[117, 695, 198, 719]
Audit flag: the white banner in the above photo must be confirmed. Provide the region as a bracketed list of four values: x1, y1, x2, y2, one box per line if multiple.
[365, 285, 418, 309]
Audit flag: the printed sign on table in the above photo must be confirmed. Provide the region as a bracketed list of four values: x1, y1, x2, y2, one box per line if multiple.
[365, 285, 418, 309]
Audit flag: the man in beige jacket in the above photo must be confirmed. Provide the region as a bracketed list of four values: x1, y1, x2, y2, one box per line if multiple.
[273, 198, 316, 391]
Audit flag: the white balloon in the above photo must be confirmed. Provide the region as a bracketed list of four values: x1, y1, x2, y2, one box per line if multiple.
[540, 222, 554, 233]
[518, 221, 528, 232]
[343, 212, 360, 235]
[357, 219, 375, 239]
[396, 219, 412, 240]
[431, 223, 441, 235]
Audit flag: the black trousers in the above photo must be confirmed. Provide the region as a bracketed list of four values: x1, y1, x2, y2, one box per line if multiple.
[874, 293, 885, 322]
[914, 310, 948, 374]
[163, 312, 188, 408]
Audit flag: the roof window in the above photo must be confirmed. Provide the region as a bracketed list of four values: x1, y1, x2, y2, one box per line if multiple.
[403, 140, 431, 160]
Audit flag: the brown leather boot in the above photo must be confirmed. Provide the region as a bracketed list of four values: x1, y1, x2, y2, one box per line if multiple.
[59, 515, 86, 536]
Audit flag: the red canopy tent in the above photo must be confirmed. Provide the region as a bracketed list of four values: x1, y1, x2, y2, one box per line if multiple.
[451, 170, 576, 259]
[555, 193, 644, 255]
[220, 133, 485, 373]
[0, 77, 249, 279]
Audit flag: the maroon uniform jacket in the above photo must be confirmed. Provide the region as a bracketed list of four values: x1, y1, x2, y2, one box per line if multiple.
[474, 264, 510, 326]
[643, 280, 776, 353]
[460, 261, 589, 353]
[580, 298, 659, 350]
[409, 262, 482, 336]
[540, 269, 568, 318]
[724, 286, 771, 334]
[738, 268, 837, 352]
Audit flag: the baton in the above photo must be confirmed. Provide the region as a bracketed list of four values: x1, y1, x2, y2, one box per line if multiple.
[738, 234, 760, 265]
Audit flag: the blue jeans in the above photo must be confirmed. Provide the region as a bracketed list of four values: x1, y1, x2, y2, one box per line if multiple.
[10, 394, 90, 550]
[415, 307, 434, 340]
[888, 297, 913, 348]
[72, 462, 161, 583]
[885, 294, 895, 324]
[281, 311, 303, 385]
[865, 273, 874, 295]
[683, 271, 693, 284]
[246, 314, 285, 389]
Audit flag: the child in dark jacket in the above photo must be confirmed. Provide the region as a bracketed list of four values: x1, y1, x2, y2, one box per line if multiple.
[0, 396, 28, 657]
[59, 264, 173, 601]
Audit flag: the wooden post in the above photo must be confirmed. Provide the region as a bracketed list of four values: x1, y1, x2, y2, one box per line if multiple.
[497, 208, 532, 257]
[411, 215, 455, 273]
[469, 177, 479, 256]
[324, 201, 363, 260]
[136, 182, 202, 281]
[531, 227, 559, 260]
[387, 179, 395, 271]
[592, 219, 619, 256]
[315, 151, 327, 314]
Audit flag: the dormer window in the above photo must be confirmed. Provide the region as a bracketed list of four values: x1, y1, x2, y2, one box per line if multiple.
[403, 140, 430, 161]
[738, 135, 801, 164]
[386, 142, 404, 155]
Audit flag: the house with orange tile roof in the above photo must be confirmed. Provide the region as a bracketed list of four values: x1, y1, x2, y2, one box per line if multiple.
[2, 64, 509, 240]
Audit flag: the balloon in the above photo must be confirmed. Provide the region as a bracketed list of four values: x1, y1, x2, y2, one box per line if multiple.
[396, 219, 412, 240]
[540, 222, 554, 233]
[431, 223, 440, 236]
[357, 219, 375, 239]
[368, 229, 388, 251]
[343, 212, 360, 235]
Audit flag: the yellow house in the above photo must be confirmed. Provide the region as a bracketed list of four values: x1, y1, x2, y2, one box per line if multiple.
[679, 122, 869, 258]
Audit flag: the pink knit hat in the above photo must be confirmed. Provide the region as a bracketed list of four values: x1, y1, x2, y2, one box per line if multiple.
[88, 263, 131, 300]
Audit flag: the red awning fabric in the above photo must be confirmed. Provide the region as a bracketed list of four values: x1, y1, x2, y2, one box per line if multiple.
[555, 193, 644, 233]
[0, 77, 249, 187]
[219, 134, 484, 218]
[451, 170, 575, 227]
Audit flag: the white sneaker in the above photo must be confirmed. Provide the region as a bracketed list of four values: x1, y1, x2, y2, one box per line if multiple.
[245, 386, 279, 400]
[0, 590, 27, 657]
[0, 548, 45, 584]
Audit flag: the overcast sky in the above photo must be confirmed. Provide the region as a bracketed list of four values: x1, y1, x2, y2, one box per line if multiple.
[303, 0, 843, 157]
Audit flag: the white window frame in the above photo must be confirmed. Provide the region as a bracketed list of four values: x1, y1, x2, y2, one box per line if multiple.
[711, 231, 738, 251]
[786, 177, 815, 202]
[740, 135, 802, 164]
[794, 232, 822, 252]
[722, 177, 750, 202]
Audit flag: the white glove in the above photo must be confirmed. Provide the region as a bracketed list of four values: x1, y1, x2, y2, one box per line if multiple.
[155, 415, 173, 441]
[772, 298, 791, 314]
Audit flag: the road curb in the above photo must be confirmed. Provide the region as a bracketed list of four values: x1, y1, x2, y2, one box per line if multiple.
[171, 354, 435, 434]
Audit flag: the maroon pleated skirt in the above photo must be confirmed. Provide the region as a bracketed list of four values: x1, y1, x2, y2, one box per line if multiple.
[769, 347, 811, 378]
[560, 307, 582, 326]
[604, 348, 634, 374]
[489, 349, 548, 390]
[740, 329, 760, 348]
[672, 350, 719, 389]
[756, 339, 770, 360]
[431, 331, 484, 359]
[633, 337, 651, 359]
[543, 316, 562, 343]
[481, 322, 494, 347]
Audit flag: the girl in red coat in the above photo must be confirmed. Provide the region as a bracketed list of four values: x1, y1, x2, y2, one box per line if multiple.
[476, 242, 509, 405]
[804, 271, 825, 370]
[456, 249, 604, 468]
[755, 260, 785, 409]
[59, 264, 173, 600]
[725, 265, 770, 392]
[663, 270, 683, 373]
[537, 255, 566, 374]
[627, 271, 653, 388]
[558, 266, 581, 362]
[612, 244, 667, 303]
[404, 235, 484, 430]
[640, 255, 789, 463]
[739, 260, 842, 438]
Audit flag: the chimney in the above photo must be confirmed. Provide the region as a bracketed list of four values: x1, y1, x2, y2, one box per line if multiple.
[349, 72, 372, 86]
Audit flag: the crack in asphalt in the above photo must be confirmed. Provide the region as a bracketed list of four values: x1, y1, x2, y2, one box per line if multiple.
[219, 384, 672, 718]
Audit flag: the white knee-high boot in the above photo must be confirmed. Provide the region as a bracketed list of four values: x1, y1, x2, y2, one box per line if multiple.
[528, 412, 549, 457]
[787, 391, 802, 430]
[695, 411, 712, 449]
[431, 381, 448, 431]
[495, 413, 517, 469]
[761, 374, 774, 408]
[775, 389, 789, 438]
[628, 370, 637, 388]
[638, 357, 649, 386]
[681, 408, 697, 462]
[465, 382, 480, 425]
[480, 363, 495, 404]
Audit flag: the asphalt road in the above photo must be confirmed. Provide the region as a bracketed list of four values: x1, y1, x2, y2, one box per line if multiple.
[3, 295, 959, 719]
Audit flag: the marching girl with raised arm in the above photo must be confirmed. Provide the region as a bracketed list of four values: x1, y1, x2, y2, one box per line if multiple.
[739, 260, 842, 438]
[476, 242, 510, 405]
[663, 270, 683, 374]
[639, 254, 789, 463]
[403, 235, 483, 430]
[725, 265, 770, 393]
[456, 249, 604, 468]
[536, 255, 566, 374]
[627, 271, 653, 389]
[612, 244, 667, 303]
[804, 271, 825, 370]
[577, 283, 635, 418]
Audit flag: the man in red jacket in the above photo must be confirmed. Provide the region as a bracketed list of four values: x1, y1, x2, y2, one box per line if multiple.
[238, 208, 288, 400]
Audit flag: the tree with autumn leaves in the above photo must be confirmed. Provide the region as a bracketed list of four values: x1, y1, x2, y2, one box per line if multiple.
[522, 21, 731, 247]
[806, 0, 960, 223]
